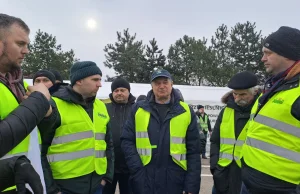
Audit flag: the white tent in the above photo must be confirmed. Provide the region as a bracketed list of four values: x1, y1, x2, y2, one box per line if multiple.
[25, 79, 230, 101]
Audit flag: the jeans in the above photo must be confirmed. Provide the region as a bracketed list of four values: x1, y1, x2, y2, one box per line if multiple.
[240, 183, 250, 194]
[212, 185, 217, 194]
[202, 132, 208, 156]
[94, 185, 103, 194]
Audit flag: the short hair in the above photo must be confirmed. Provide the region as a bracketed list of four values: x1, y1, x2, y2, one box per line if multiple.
[0, 13, 30, 40]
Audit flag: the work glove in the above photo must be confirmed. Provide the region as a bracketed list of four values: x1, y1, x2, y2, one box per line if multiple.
[14, 157, 43, 194]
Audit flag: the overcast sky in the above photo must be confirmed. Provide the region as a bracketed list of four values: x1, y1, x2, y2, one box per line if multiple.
[2, 0, 300, 78]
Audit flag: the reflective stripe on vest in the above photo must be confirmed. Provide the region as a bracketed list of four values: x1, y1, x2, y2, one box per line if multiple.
[218, 107, 247, 167]
[48, 97, 109, 179]
[199, 114, 208, 131]
[234, 122, 248, 167]
[135, 101, 191, 171]
[243, 84, 300, 184]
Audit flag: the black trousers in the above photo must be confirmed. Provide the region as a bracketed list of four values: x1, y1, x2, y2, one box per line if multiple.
[103, 173, 130, 194]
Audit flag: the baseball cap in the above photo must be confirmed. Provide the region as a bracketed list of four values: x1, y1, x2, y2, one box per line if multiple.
[150, 69, 172, 82]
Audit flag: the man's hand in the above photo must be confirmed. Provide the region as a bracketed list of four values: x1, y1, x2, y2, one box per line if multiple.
[24, 84, 52, 117]
[25, 84, 51, 101]
[45, 105, 52, 117]
[101, 179, 106, 186]
[14, 157, 43, 194]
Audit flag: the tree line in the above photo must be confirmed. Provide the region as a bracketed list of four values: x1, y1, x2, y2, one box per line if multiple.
[22, 21, 268, 87]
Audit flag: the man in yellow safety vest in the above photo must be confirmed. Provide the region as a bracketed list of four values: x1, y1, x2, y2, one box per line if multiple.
[241, 26, 300, 194]
[121, 69, 201, 194]
[38, 61, 114, 194]
[210, 71, 259, 194]
[196, 104, 212, 159]
[0, 13, 52, 193]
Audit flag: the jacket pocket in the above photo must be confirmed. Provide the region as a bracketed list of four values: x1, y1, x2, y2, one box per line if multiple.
[213, 164, 230, 193]
[129, 168, 145, 194]
[167, 167, 185, 194]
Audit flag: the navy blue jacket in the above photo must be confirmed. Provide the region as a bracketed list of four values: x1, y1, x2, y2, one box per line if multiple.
[121, 89, 201, 194]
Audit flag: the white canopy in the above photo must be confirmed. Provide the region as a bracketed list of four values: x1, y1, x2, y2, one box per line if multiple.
[24, 79, 230, 103]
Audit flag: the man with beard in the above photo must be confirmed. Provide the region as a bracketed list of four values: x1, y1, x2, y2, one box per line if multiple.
[103, 77, 135, 194]
[37, 61, 114, 194]
[121, 69, 201, 194]
[210, 71, 259, 194]
[0, 14, 52, 193]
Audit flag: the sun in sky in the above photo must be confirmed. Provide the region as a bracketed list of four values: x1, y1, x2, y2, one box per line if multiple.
[86, 18, 97, 30]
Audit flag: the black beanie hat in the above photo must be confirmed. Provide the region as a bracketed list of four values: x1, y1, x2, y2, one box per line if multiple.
[70, 61, 102, 86]
[111, 77, 130, 92]
[136, 95, 146, 102]
[197, 105, 204, 109]
[50, 69, 63, 83]
[264, 26, 300, 61]
[33, 70, 56, 85]
[228, 71, 258, 89]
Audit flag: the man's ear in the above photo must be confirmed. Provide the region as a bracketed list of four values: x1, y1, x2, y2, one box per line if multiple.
[0, 41, 4, 56]
[253, 89, 258, 96]
[76, 79, 83, 86]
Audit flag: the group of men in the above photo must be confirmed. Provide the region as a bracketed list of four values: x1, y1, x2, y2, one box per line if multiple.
[0, 13, 204, 194]
[210, 26, 300, 194]
[1, 13, 300, 194]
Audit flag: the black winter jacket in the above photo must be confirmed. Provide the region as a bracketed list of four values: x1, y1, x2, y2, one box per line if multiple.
[0, 78, 50, 191]
[0, 92, 49, 191]
[121, 89, 201, 194]
[38, 86, 114, 194]
[105, 93, 135, 174]
[0, 91, 50, 157]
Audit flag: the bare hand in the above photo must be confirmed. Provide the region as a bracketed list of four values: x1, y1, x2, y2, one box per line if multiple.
[101, 179, 106, 186]
[26, 84, 51, 101]
[45, 105, 52, 117]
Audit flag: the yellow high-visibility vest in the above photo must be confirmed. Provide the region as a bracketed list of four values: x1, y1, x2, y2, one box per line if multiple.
[135, 101, 191, 170]
[199, 114, 209, 131]
[217, 107, 247, 168]
[47, 97, 109, 179]
[242, 84, 300, 184]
